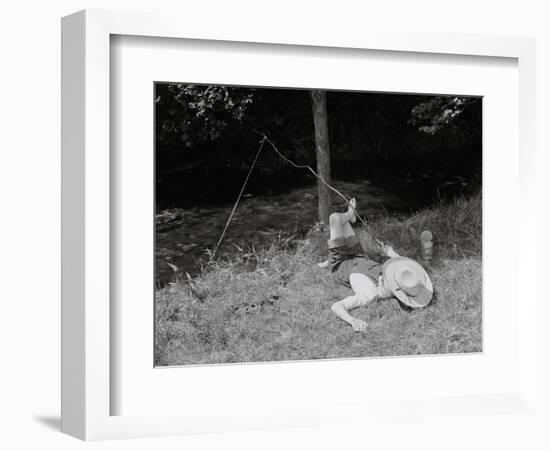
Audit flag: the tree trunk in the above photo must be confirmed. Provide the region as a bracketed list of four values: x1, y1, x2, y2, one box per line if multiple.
[310, 90, 332, 224]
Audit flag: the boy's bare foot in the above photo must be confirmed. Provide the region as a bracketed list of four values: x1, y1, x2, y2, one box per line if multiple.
[317, 259, 330, 269]
[351, 318, 368, 332]
[347, 197, 357, 224]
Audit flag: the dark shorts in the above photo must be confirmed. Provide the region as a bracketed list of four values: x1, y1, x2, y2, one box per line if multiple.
[333, 256, 383, 287]
[328, 236, 384, 287]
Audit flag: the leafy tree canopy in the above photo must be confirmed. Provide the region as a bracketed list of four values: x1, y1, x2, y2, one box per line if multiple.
[409, 96, 479, 134]
[156, 84, 255, 148]
[155, 84, 481, 179]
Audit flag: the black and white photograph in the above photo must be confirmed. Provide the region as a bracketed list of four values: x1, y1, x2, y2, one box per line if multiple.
[154, 83, 482, 366]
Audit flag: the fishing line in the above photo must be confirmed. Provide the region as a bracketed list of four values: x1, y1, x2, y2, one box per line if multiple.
[210, 137, 266, 260]
[209, 134, 383, 261]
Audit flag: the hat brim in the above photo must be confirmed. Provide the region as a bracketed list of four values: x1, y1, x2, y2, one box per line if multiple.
[383, 257, 433, 308]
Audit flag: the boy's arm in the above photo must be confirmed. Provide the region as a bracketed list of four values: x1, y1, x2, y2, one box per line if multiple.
[331, 297, 369, 332]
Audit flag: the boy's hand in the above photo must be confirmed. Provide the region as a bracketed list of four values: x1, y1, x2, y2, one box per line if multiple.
[381, 242, 399, 258]
[347, 197, 358, 224]
[351, 318, 368, 332]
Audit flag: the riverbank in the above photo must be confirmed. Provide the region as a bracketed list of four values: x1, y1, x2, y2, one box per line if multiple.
[155, 171, 480, 284]
[155, 192, 482, 366]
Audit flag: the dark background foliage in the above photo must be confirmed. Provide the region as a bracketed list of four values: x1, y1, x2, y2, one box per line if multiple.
[155, 84, 481, 209]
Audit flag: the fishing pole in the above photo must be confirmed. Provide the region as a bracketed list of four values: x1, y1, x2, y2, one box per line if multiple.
[258, 133, 384, 246]
[210, 133, 384, 261]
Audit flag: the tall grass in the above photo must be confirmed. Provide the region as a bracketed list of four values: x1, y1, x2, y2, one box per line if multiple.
[155, 192, 482, 366]
[367, 191, 481, 260]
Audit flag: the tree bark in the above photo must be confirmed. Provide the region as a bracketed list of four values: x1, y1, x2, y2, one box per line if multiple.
[310, 90, 332, 224]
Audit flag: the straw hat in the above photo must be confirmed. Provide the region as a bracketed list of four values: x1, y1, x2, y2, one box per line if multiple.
[382, 257, 433, 308]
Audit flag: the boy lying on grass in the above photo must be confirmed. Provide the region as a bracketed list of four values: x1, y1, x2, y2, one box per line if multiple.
[318, 198, 434, 332]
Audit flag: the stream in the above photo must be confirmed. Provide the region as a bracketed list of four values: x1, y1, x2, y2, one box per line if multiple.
[154, 178, 426, 286]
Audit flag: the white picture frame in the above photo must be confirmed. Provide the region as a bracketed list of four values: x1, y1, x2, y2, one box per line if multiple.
[61, 9, 537, 441]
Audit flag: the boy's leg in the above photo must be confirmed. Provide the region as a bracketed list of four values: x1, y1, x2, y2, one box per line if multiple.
[320, 212, 355, 268]
[329, 198, 358, 240]
[329, 213, 355, 240]
[320, 198, 358, 269]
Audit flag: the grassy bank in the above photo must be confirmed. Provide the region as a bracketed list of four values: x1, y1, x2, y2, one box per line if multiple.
[155, 192, 482, 366]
